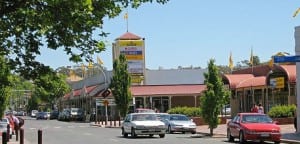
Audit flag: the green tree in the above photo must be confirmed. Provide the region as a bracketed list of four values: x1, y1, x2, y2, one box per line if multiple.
[34, 71, 70, 110]
[0, 0, 168, 79]
[0, 55, 11, 118]
[201, 59, 230, 136]
[110, 54, 132, 118]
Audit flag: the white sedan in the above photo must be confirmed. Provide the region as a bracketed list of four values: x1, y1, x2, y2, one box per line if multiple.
[121, 113, 166, 138]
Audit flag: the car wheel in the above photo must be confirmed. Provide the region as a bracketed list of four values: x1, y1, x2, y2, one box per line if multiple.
[159, 134, 165, 138]
[149, 134, 153, 137]
[122, 128, 128, 138]
[167, 125, 173, 134]
[131, 128, 136, 138]
[227, 129, 234, 142]
[191, 131, 196, 134]
[182, 131, 185, 134]
[274, 141, 280, 144]
[239, 131, 245, 144]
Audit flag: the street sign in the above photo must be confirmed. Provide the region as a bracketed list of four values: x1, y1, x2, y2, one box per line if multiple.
[273, 55, 300, 63]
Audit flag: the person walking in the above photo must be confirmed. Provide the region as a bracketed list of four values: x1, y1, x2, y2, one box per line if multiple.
[257, 103, 264, 114]
[10, 114, 20, 135]
[251, 104, 258, 113]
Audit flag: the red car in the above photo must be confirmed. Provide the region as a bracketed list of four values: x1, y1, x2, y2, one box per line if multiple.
[227, 113, 281, 144]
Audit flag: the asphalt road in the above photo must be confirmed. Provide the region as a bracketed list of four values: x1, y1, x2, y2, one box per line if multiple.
[21, 117, 278, 144]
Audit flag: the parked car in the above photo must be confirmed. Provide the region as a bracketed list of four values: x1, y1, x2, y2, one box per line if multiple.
[164, 114, 196, 134]
[70, 108, 84, 121]
[31, 110, 38, 117]
[1, 117, 13, 137]
[58, 109, 71, 121]
[50, 110, 59, 120]
[121, 113, 166, 138]
[134, 108, 155, 113]
[227, 113, 281, 144]
[36, 112, 48, 120]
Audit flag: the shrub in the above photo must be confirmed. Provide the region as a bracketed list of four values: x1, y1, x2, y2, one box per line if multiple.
[167, 106, 201, 117]
[268, 104, 296, 118]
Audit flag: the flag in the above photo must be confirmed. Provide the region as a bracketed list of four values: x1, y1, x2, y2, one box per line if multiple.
[124, 12, 128, 20]
[97, 56, 104, 65]
[293, 8, 300, 17]
[229, 52, 233, 70]
[268, 58, 274, 68]
[249, 49, 253, 66]
[88, 61, 93, 69]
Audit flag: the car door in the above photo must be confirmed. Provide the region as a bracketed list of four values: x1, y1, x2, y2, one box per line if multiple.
[230, 115, 241, 137]
[123, 115, 132, 133]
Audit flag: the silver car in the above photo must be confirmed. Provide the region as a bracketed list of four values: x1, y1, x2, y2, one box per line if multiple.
[121, 113, 166, 138]
[164, 114, 196, 134]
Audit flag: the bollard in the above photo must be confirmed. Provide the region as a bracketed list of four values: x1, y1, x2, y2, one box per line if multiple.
[20, 128, 24, 144]
[38, 129, 42, 144]
[2, 131, 7, 144]
[114, 116, 116, 127]
[118, 116, 121, 126]
[16, 127, 18, 141]
[6, 124, 10, 142]
[110, 116, 112, 126]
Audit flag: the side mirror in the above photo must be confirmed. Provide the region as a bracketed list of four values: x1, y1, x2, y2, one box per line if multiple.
[273, 121, 279, 125]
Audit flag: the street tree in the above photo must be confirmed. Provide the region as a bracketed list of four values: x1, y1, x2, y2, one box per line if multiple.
[0, 0, 169, 79]
[0, 55, 11, 118]
[33, 71, 70, 110]
[200, 59, 230, 136]
[110, 54, 132, 118]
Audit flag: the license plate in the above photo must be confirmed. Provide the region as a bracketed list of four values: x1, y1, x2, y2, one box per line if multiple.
[149, 129, 155, 132]
[261, 133, 270, 137]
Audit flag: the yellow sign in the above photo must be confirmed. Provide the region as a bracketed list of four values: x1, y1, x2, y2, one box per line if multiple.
[275, 77, 284, 88]
[119, 40, 143, 47]
[125, 55, 143, 60]
[131, 75, 143, 83]
[103, 100, 109, 106]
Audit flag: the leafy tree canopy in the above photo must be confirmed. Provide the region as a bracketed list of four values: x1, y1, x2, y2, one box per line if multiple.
[0, 0, 169, 79]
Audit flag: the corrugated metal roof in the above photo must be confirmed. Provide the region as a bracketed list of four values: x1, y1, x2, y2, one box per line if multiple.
[223, 74, 254, 89]
[236, 76, 266, 88]
[130, 84, 206, 96]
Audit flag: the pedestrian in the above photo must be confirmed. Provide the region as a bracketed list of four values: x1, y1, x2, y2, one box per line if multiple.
[17, 117, 24, 128]
[251, 104, 258, 113]
[10, 114, 20, 134]
[258, 103, 264, 114]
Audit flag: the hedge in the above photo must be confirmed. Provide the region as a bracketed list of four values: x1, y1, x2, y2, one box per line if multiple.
[268, 104, 296, 118]
[167, 106, 201, 117]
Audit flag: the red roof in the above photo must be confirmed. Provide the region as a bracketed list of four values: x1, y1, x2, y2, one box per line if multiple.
[236, 76, 266, 88]
[278, 65, 296, 83]
[84, 85, 97, 94]
[130, 85, 206, 96]
[223, 74, 254, 89]
[116, 32, 142, 40]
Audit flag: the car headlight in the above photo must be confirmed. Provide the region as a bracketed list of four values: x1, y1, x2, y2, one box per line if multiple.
[245, 129, 258, 134]
[158, 125, 166, 129]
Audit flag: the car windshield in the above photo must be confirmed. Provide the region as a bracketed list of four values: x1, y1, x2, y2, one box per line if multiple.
[241, 115, 273, 123]
[132, 114, 158, 121]
[170, 115, 189, 121]
[157, 114, 170, 120]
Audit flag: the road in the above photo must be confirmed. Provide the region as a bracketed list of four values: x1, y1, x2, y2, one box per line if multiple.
[21, 117, 278, 144]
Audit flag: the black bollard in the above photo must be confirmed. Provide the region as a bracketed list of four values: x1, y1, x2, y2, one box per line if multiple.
[20, 128, 24, 144]
[114, 116, 116, 127]
[6, 124, 10, 142]
[118, 116, 121, 126]
[2, 131, 7, 144]
[110, 116, 112, 126]
[16, 126, 18, 141]
[38, 129, 42, 144]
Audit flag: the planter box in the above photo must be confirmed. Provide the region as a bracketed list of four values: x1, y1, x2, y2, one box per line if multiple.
[272, 117, 294, 125]
[192, 117, 227, 126]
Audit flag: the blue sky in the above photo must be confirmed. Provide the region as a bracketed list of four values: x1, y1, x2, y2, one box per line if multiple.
[37, 0, 300, 70]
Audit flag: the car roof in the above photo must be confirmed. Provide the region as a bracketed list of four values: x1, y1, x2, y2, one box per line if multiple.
[238, 113, 266, 116]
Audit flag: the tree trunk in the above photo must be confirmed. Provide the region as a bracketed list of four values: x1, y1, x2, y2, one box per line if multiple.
[210, 127, 214, 136]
